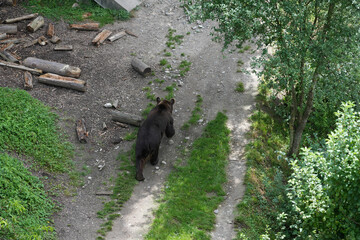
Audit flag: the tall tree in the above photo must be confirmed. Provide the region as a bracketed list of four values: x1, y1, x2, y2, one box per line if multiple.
[184, 0, 360, 156]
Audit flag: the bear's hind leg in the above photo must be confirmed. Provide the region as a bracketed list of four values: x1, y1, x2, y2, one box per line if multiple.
[135, 157, 146, 181]
[150, 148, 159, 165]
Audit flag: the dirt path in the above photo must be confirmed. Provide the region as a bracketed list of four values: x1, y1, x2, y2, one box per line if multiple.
[0, 1, 259, 239]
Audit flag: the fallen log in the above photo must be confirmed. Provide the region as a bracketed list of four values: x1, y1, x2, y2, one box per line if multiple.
[125, 30, 138, 38]
[69, 23, 99, 31]
[23, 57, 81, 78]
[0, 24, 17, 34]
[38, 73, 86, 92]
[111, 110, 143, 127]
[108, 31, 126, 42]
[4, 13, 38, 23]
[0, 38, 23, 44]
[54, 45, 73, 51]
[24, 71, 33, 90]
[0, 60, 42, 75]
[0, 33, 7, 40]
[131, 58, 151, 76]
[0, 50, 19, 63]
[27, 16, 44, 32]
[46, 23, 54, 37]
[0, 43, 14, 51]
[92, 29, 112, 46]
[23, 39, 38, 48]
[76, 118, 88, 143]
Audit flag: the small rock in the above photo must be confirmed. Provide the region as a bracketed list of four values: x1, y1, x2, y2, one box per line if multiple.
[198, 119, 204, 123]
[72, 3, 79, 8]
[104, 103, 112, 108]
[192, 26, 197, 30]
[169, 139, 174, 145]
[112, 137, 123, 144]
[102, 122, 107, 130]
[165, 70, 170, 74]
[185, 136, 190, 140]
[155, 166, 160, 170]
[88, 176, 92, 180]
[161, 161, 166, 165]
[112, 99, 119, 108]
[198, 25, 204, 28]
[165, 12, 175, 16]
[214, 209, 219, 214]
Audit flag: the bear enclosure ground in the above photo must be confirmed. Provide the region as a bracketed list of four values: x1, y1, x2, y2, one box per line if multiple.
[0, 0, 260, 239]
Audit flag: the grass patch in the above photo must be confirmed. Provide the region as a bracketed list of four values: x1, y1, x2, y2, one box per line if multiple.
[143, 87, 157, 101]
[96, 147, 137, 238]
[234, 109, 289, 239]
[24, 0, 130, 26]
[179, 60, 192, 77]
[165, 28, 184, 49]
[164, 83, 178, 100]
[181, 95, 203, 130]
[164, 52, 172, 57]
[154, 78, 165, 84]
[146, 112, 230, 239]
[0, 154, 56, 240]
[235, 82, 245, 93]
[160, 59, 168, 66]
[0, 87, 73, 172]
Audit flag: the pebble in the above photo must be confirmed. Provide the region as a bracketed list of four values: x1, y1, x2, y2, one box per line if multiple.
[214, 209, 219, 214]
[161, 161, 166, 165]
[104, 103, 112, 108]
[169, 139, 174, 145]
[155, 166, 160, 170]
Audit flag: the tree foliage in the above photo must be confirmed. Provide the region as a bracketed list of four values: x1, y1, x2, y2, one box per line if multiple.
[183, 0, 360, 155]
[274, 102, 360, 239]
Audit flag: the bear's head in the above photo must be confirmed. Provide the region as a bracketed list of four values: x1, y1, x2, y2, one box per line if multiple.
[156, 97, 175, 113]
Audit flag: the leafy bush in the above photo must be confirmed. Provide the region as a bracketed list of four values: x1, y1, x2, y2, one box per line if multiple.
[0, 154, 56, 240]
[275, 102, 360, 239]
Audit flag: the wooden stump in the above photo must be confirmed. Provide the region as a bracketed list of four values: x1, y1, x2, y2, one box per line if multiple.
[76, 118, 88, 143]
[27, 16, 44, 33]
[69, 23, 99, 31]
[92, 29, 112, 46]
[108, 31, 126, 42]
[131, 58, 151, 76]
[24, 71, 33, 90]
[47, 23, 55, 37]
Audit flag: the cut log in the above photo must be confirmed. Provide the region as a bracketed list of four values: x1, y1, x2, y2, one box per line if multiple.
[27, 16, 44, 33]
[23, 39, 38, 48]
[0, 50, 19, 63]
[69, 23, 99, 31]
[125, 30, 138, 38]
[4, 13, 38, 23]
[46, 23, 54, 37]
[0, 38, 23, 44]
[24, 71, 33, 90]
[111, 110, 143, 127]
[0, 33, 7, 40]
[23, 57, 81, 78]
[92, 29, 112, 46]
[38, 73, 86, 92]
[0, 24, 17, 34]
[76, 118, 88, 143]
[54, 45, 73, 51]
[37, 36, 47, 46]
[131, 58, 151, 76]
[0, 60, 42, 75]
[1, 43, 14, 51]
[50, 35, 61, 44]
[108, 31, 126, 42]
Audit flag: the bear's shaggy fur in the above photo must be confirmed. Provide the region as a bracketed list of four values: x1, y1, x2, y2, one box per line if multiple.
[135, 97, 175, 181]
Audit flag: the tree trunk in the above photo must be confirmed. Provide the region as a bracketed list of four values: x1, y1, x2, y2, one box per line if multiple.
[4, 13, 38, 23]
[38, 73, 86, 92]
[0, 24, 17, 34]
[27, 16, 44, 32]
[111, 110, 143, 127]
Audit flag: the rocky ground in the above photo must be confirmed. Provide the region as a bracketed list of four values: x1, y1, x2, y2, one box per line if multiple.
[0, 1, 259, 239]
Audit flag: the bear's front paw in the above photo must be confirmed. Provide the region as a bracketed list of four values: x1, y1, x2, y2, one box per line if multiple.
[135, 173, 145, 181]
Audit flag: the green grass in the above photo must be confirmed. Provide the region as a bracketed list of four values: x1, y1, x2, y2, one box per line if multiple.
[234, 110, 289, 239]
[182, 95, 203, 130]
[124, 130, 138, 141]
[0, 154, 56, 240]
[160, 59, 168, 66]
[0, 87, 73, 172]
[0, 87, 75, 240]
[24, 0, 130, 26]
[146, 112, 230, 239]
[154, 78, 165, 84]
[235, 82, 245, 93]
[164, 52, 172, 57]
[179, 60, 192, 77]
[165, 28, 184, 49]
[96, 147, 137, 238]
[164, 83, 178, 100]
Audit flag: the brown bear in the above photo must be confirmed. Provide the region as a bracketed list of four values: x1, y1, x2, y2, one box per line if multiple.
[135, 97, 175, 181]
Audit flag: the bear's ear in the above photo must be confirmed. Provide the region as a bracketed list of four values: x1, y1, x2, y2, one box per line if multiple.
[170, 99, 175, 105]
[156, 97, 161, 104]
